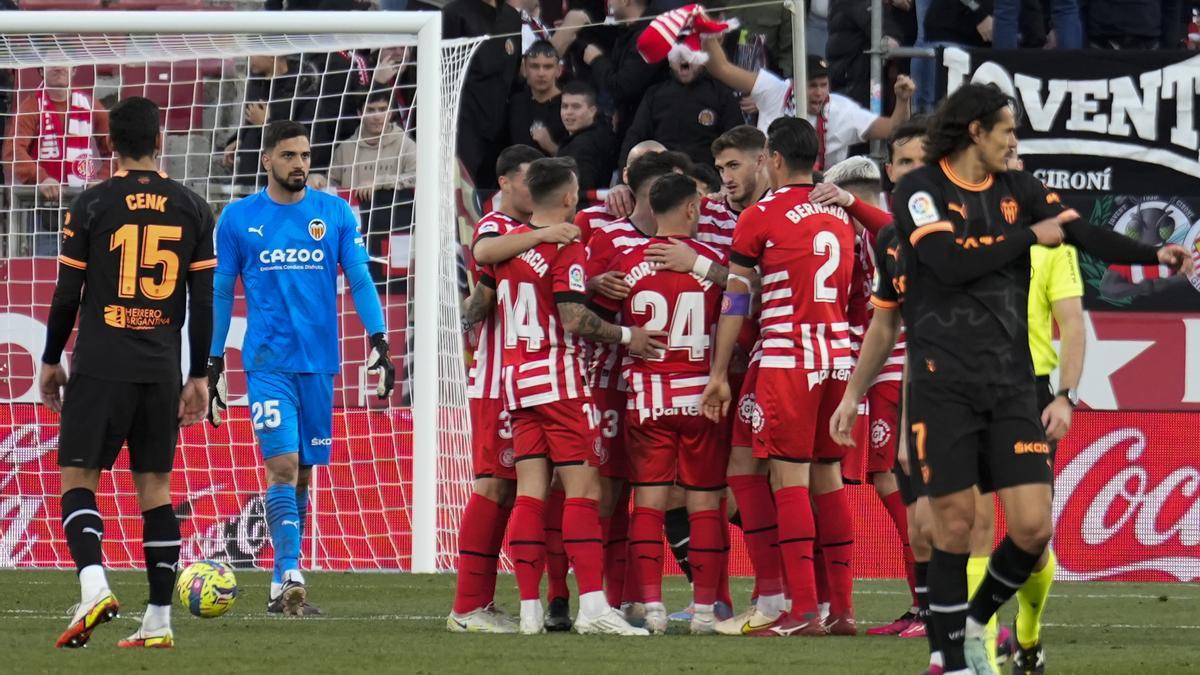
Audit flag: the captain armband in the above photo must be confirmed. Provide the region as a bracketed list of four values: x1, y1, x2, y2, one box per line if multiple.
[721, 292, 752, 316]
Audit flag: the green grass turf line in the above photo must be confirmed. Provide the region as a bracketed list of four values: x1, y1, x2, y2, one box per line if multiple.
[2, 571, 1198, 674]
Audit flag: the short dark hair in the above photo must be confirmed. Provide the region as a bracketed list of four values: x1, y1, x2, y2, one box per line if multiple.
[108, 96, 160, 160]
[263, 120, 309, 153]
[525, 39, 558, 60]
[626, 151, 683, 194]
[766, 117, 819, 173]
[887, 114, 929, 163]
[688, 162, 721, 194]
[561, 80, 597, 107]
[363, 90, 393, 109]
[526, 157, 577, 205]
[711, 125, 766, 157]
[649, 173, 700, 214]
[496, 144, 544, 179]
[925, 83, 1018, 162]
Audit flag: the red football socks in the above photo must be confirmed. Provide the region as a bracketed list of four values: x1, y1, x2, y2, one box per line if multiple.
[880, 488, 918, 606]
[728, 474, 784, 596]
[562, 497, 605, 595]
[452, 493, 504, 614]
[688, 509, 724, 607]
[603, 493, 630, 608]
[814, 488, 855, 617]
[544, 489, 569, 602]
[509, 495, 546, 602]
[775, 485, 818, 619]
[629, 506, 665, 603]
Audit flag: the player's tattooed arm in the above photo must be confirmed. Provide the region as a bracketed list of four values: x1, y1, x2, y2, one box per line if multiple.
[558, 301, 623, 344]
[461, 283, 496, 329]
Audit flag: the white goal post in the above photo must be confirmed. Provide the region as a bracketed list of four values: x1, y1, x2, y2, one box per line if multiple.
[0, 12, 478, 573]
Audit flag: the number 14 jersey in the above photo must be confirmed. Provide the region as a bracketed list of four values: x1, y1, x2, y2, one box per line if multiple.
[484, 225, 592, 410]
[729, 185, 856, 372]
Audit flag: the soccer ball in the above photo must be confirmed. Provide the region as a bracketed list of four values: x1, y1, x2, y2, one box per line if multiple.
[176, 560, 239, 618]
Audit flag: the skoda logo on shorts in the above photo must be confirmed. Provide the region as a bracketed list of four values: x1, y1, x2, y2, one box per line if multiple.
[870, 419, 892, 449]
[499, 446, 515, 468]
[594, 437, 609, 465]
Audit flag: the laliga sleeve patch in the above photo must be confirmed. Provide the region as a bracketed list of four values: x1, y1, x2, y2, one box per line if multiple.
[907, 191, 940, 227]
[568, 264, 587, 293]
[477, 220, 500, 235]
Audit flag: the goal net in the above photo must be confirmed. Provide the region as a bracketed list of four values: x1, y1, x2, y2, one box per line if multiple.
[0, 13, 482, 573]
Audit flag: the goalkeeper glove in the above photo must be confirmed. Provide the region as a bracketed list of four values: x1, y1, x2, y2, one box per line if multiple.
[367, 332, 396, 400]
[207, 356, 228, 428]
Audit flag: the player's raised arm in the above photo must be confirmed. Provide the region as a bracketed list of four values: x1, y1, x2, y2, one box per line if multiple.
[39, 199, 91, 413]
[337, 200, 394, 400]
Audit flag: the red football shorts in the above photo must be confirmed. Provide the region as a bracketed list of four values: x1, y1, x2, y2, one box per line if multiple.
[591, 386, 629, 479]
[625, 406, 730, 491]
[730, 360, 760, 449]
[839, 399, 871, 484]
[470, 397, 516, 480]
[866, 382, 901, 475]
[510, 398, 602, 467]
[751, 368, 849, 463]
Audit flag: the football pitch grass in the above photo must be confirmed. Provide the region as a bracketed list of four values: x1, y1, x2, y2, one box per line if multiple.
[2, 571, 1197, 674]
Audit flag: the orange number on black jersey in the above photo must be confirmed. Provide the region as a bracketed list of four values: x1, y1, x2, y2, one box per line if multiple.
[110, 224, 183, 300]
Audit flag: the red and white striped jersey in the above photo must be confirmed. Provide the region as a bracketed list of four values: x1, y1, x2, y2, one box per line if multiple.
[1108, 263, 1174, 283]
[697, 195, 739, 255]
[487, 227, 591, 410]
[595, 237, 725, 417]
[585, 218, 653, 390]
[467, 210, 523, 400]
[730, 185, 856, 373]
[574, 204, 616, 247]
[847, 229, 874, 365]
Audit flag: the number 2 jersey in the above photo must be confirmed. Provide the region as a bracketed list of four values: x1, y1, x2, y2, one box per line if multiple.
[729, 184, 856, 374]
[483, 225, 591, 410]
[594, 236, 726, 418]
[58, 169, 216, 382]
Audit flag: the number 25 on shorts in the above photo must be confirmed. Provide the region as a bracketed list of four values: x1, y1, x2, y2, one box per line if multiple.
[252, 400, 281, 430]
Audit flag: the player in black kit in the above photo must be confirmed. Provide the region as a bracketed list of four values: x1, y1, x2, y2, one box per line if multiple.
[892, 83, 1192, 675]
[39, 96, 215, 650]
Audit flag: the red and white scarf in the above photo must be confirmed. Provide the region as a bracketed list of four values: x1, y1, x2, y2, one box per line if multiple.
[36, 88, 100, 187]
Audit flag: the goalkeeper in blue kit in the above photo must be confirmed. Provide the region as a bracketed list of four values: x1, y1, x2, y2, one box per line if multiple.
[207, 120, 395, 616]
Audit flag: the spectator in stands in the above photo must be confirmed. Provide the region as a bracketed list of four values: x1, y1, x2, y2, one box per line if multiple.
[619, 56, 742, 169]
[701, 47, 914, 170]
[222, 54, 317, 187]
[557, 80, 617, 200]
[724, 1, 794, 79]
[370, 46, 417, 132]
[443, 0, 523, 189]
[827, 0, 909, 107]
[580, 0, 669, 141]
[305, 47, 373, 190]
[1084, 0, 1184, 48]
[509, 40, 569, 155]
[994, 0, 1080, 47]
[331, 90, 417, 286]
[2, 64, 111, 256]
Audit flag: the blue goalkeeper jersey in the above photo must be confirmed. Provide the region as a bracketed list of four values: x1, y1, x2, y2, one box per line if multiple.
[215, 188, 370, 374]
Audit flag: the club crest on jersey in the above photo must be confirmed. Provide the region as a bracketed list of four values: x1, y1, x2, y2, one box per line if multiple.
[1000, 197, 1020, 225]
[697, 109, 716, 127]
[870, 419, 892, 450]
[569, 264, 586, 292]
[908, 191, 939, 226]
[308, 218, 327, 241]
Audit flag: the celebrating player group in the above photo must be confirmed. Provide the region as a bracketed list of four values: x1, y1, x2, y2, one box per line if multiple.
[447, 81, 1193, 675]
[36, 83, 1192, 673]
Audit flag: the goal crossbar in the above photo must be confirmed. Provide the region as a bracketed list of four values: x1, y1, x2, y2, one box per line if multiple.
[1, 10, 450, 573]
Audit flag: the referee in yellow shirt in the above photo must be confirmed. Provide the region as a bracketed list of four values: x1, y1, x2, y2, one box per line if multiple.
[1008, 154, 1087, 675]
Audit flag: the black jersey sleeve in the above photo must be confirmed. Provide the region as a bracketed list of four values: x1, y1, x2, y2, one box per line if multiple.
[42, 191, 98, 364]
[185, 198, 217, 378]
[895, 169, 1036, 286]
[871, 226, 900, 307]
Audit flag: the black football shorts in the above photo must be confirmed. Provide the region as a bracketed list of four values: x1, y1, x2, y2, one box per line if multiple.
[905, 377, 1052, 498]
[58, 373, 181, 474]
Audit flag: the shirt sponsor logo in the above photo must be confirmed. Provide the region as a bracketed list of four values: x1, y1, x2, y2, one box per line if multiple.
[258, 248, 326, 265]
[908, 191, 939, 226]
[104, 305, 171, 330]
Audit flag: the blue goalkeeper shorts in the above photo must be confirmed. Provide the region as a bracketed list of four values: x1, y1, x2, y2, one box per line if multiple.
[245, 371, 334, 465]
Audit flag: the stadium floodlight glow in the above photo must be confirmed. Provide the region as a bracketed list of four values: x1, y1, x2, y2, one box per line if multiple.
[1, 11, 482, 574]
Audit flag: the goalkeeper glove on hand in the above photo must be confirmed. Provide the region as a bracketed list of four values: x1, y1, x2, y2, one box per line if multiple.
[207, 356, 228, 428]
[367, 332, 396, 400]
